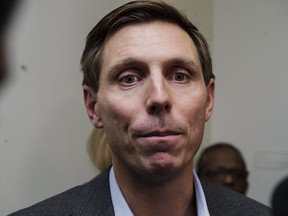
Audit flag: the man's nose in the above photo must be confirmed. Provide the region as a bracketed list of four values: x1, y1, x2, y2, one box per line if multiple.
[145, 76, 172, 115]
[223, 173, 234, 185]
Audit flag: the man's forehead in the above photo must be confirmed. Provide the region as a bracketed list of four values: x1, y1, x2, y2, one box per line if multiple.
[101, 21, 200, 68]
[103, 20, 195, 51]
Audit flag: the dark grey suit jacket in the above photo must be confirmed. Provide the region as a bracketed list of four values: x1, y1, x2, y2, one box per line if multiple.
[9, 168, 273, 216]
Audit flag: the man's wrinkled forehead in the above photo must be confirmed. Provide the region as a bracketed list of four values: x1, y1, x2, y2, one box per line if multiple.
[100, 21, 201, 76]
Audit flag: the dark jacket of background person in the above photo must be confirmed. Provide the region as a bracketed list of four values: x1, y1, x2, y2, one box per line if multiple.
[271, 176, 288, 216]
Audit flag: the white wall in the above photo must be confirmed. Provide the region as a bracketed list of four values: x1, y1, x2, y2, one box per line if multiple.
[211, 0, 288, 206]
[0, 1, 212, 215]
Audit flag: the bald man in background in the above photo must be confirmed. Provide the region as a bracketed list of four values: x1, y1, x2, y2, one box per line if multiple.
[197, 142, 249, 195]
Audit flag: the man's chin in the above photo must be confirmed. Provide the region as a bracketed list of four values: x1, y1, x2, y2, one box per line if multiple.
[141, 156, 183, 182]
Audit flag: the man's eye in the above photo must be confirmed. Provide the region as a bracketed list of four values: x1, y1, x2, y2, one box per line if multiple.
[173, 73, 187, 81]
[119, 75, 137, 84]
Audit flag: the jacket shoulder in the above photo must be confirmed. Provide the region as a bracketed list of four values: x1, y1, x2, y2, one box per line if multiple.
[8, 169, 114, 216]
[202, 181, 273, 216]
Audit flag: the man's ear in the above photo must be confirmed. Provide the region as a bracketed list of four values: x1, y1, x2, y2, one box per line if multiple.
[205, 79, 215, 122]
[83, 85, 103, 128]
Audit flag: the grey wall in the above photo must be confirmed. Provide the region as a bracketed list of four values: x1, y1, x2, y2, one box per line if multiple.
[210, 0, 288, 206]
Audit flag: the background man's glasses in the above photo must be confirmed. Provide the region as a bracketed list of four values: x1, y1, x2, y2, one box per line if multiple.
[203, 167, 248, 180]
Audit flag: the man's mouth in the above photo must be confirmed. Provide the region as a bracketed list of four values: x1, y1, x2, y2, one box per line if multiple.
[140, 130, 181, 138]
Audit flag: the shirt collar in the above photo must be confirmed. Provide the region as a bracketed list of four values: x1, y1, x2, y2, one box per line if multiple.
[109, 167, 210, 216]
[193, 170, 210, 216]
[109, 167, 133, 216]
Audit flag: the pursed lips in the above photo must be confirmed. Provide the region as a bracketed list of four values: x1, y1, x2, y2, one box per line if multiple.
[132, 129, 184, 154]
[139, 130, 181, 138]
[134, 130, 183, 146]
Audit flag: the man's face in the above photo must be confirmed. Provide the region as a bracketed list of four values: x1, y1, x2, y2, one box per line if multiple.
[200, 148, 248, 194]
[84, 21, 214, 181]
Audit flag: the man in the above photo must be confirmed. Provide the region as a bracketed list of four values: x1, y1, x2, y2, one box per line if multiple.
[10, 1, 272, 215]
[196, 143, 249, 195]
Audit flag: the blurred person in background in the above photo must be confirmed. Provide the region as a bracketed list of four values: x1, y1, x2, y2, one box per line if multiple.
[87, 128, 111, 172]
[271, 175, 288, 216]
[0, 0, 19, 89]
[196, 142, 249, 195]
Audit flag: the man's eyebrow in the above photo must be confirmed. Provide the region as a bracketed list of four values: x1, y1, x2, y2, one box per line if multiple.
[168, 58, 202, 75]
[170, 58, 198, 68]
[106, 57, 200, 78]
[108, 58, 141, 75]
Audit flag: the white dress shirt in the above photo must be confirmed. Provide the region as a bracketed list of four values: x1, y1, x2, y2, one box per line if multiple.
[109, 167, 210, 216]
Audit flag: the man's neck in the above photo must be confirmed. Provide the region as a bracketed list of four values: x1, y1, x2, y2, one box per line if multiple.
[113, 162, 196, 216]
